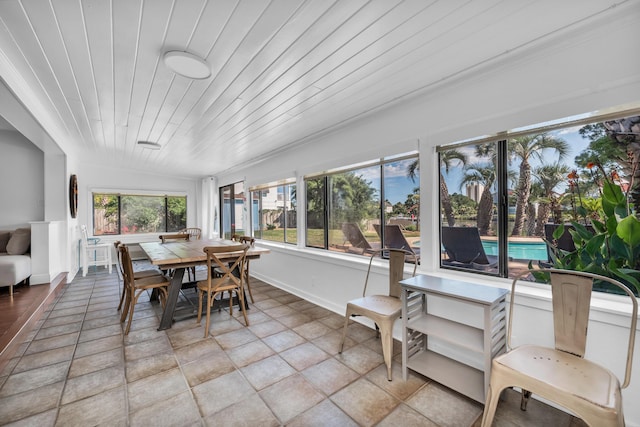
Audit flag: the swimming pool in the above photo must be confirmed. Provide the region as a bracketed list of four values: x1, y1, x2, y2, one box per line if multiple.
[481, 240, 548, 260]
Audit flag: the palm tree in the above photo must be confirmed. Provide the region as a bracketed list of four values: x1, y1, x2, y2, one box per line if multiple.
[509, 134, 569, 236]
[532, 163, 570, 236]
[408, 150, 466, 226]
[461, 163, 496, 235]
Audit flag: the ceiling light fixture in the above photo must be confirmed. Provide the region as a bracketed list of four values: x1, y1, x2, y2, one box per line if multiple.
[137, 141, 161, 150]
[163, 50, 211, 79]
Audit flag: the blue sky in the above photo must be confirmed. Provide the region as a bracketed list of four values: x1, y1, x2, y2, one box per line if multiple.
[441, 125, 591, 194]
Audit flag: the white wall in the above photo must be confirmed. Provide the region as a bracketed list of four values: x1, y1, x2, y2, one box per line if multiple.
[0, 130, 44, 228]
[221, 9, 640, 426]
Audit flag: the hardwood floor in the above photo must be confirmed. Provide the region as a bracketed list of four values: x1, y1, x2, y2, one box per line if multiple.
[0, 274, 66, 372]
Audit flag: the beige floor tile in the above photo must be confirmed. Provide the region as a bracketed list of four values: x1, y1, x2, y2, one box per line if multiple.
[61, 365, 124, 404]
[262, 330, 306, 353]
[181, 348, 235, 387]
[166, 322, 207, 347]
[12, 345, 75, 374]
[331, 378, 400, 426]
[34, 321, 83, 340]
[293, 320, 333, 340]
[0, 381, 64, 424]
[127, 368, 188, 413]
[488, 388, 577, 427]
[1, 408, 58, 427]
[74, 334, 123, 358]
[56, 385, 126, 426]
[311, 329, 356, 355]
[68, 347, 123, 378]
[215, 327, 258, 350]
[302, 358, 360, 395]
[336, 344, 384, 375]
[376, 403, 439, 427]
[247, 319, 288, 338]
[318, 313, 348, 329]
[252, 298, 282, 310]
[203, 393, 280, 427]
[366, 363, 427, 400]
[124, 335, 172, 361]
[280, 342, 330, 371]
[259, 373, 324, 424]
[46, 305, 87, 319]
[125, 351, 178, 383]
[225, 340, 274, 367]
[301, 305, 334, 320]
[263, 304, 297, 318]
[124, 325, 167, 345]
[192, 370, 256, 417]
[406, 382, 483, 427]
[174, 337, 221, 365]
[41, 313, 85, 328]
[287, 398, 359, 427]
[0, 361, 68, 397]
[277, 312, 313, 328]
[129, 390, 201, 427]
[24, 332, 79, 355]
[342, 321, 377, 342]
[78, 323, 122, 342]
[240, 354, 296, 390]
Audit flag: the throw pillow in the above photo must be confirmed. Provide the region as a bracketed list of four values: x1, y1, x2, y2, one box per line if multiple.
[6, 228, 31, 255]
[0, 231, 10, 252]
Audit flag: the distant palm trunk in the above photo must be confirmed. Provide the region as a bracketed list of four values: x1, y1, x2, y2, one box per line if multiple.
[477, 187, 494, 235]
[512, 161, 531, 236]
[526, 201, 536, 236]
[535, 202, 551, 236]
[440, 175, 456, 226]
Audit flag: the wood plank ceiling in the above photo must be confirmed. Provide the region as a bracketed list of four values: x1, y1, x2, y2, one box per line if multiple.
[0, 0, 631, 178]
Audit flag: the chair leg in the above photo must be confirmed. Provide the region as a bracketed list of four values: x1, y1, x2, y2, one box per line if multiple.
[237, 288, 249, 326]
[245, 264, 254, 303]
[520, 389, 532, 411]
[204, 291, 214, 338]
[117, 279, 126, 311]
[197, 290, 204, 324]
[120, 288, 132, 323]
[481, 382, 502, 427]
[339, 309, 352, 354]
[124, 291, 142, 335]
[378, 321, 394, 381]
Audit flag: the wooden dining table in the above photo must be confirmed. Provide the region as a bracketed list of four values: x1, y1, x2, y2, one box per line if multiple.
[139, 238, 270, 330]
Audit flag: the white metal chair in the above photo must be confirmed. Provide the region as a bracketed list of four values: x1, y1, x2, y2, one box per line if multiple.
[80, 225, 112, 277]
[481, 268, 638, 426]
[339, 248, 417, 380]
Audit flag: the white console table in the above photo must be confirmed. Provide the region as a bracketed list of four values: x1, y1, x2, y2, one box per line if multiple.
[400, 275, 508, 403]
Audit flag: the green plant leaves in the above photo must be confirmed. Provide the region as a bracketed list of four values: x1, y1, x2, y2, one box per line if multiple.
[617, 215, 640, 247]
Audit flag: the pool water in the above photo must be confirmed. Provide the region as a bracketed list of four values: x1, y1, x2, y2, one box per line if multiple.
[481, 240, 548, 260]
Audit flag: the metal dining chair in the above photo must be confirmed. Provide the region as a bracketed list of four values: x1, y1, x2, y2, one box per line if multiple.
[481, 268, 638, 426]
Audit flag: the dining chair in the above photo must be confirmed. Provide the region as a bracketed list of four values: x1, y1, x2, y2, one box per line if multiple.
[179, 228, 202, 281]
[231, 234, 256, 303]
[80, 225, 112, 277]
[119, 244, 170, 334]
[481, 268, 638, 427]
[159, 233, 190, 243]
[339, 248, 417, 380]
[197, 243, 250, 338]
[113, 240, 164, 312]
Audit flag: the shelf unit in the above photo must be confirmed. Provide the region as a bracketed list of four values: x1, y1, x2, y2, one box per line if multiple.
[400, 275, 508, 403]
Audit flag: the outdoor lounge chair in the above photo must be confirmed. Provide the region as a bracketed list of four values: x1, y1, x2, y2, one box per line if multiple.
[341, 223, 380, 255]
[441, 226, 497, 270]
[374, 224, 420, 264]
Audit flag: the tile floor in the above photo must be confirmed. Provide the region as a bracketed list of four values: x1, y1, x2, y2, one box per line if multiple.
[0, 264, 585, 426]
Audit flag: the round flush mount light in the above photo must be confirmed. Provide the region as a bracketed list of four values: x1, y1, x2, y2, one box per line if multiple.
[137, 141, 161, 150]
[163, 51, 211, 79]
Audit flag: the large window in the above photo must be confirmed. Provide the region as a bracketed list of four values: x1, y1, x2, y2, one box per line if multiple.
[93, 193, 186, 235]
[250, 181, 297, 243]
[438, 110, 640, 294]
[305, 153, 419, 260]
